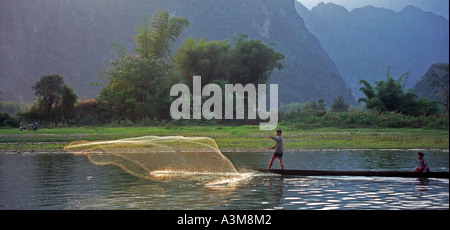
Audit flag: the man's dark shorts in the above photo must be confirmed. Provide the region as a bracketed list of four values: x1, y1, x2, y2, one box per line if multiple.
[273, 152, 283, 158]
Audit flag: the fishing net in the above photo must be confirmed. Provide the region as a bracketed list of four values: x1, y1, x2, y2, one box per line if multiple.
[63, 136, 238, 181]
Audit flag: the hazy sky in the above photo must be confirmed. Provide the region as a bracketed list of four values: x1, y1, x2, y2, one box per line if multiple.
[298, 0, 449, 19]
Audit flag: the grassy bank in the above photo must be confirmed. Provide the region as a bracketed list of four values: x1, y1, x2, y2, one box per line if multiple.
[0, 125, 448, 152]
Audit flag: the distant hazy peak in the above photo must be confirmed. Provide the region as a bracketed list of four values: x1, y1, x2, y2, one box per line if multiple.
[295, 0, 449, 99]
[400, 4, 442, 19]
[313, 2, 348, 11]
[350, 5, 396, 18]
[294, 1, 310, 15]
[311, 2, 348, 18]
[401, 5, 424, 14]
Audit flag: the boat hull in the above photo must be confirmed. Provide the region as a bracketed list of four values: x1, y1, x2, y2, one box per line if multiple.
[252, 167, 449, 179]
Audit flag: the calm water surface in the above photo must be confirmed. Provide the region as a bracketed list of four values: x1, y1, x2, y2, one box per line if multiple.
[0, 150, 448, 210]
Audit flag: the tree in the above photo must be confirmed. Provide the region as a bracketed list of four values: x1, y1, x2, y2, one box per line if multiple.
[229, 34, 284, 85]
[301, 99, 327, 117]
[176, 35, 284, 88]
[57, 84, 78, 121]
[331, 95, 349, 112]
[98, 54, 175, 121]
[98, 10, 189, 122]
[177, 38, 232, 89]
[358, 67, 439, 116]
[29, 74, 77, 123]
[136, 10, 189, 59]
[32, 74, 64, 116]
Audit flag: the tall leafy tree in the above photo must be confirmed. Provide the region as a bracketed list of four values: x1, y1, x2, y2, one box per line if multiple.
[99, 10, 189, 121]
[29, 74, 77, 123]
[229, 35, 284, 85]
[177, 38, 232, 89]
[136, 10, 189, 59]
[177, 34, 284, 87]
[331, 96, 349, 112]
[98, 55, 175, 121]
[32, 74, 64, 115]
[58, 84, 78, 120]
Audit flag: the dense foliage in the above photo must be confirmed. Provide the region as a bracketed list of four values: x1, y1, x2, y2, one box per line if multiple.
[23, 74, 77, 125]
[95, 10, 186, 122]
[97, 54, 175, 121]
[31, 75, 64, 116]
[358, 68, 440, 116]
[135, 9, 189, 59]
[279, 110, 448, 129]
[414, 63, 449, 113]
[2, 9, 447, 130]
[177, 35, 284, 88]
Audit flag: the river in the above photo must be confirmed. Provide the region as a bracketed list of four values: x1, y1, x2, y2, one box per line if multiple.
[0, 149, 448, 210]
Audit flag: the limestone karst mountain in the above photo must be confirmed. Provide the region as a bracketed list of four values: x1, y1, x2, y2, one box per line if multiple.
[1, 0, 354, 105]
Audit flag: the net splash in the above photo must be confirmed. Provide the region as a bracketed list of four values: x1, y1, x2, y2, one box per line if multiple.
[63, 136, 239, 181]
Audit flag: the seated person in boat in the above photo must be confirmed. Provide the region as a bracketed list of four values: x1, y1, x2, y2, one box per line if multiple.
[414, 152, 430, 173]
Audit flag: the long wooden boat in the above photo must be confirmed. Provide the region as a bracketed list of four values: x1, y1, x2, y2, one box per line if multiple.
[252, 167, 449, 179]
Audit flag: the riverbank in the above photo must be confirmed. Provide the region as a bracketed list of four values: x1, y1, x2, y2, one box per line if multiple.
[0, 126, 448, 152]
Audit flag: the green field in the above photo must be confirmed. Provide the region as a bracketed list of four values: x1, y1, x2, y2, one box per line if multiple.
[0, 125, 448, 152]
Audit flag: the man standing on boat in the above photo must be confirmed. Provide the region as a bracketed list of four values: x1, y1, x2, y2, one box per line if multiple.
[267, 129, 284, 170]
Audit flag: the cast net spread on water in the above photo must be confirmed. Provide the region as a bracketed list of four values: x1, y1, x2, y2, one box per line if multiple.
[63, 136, 239, 181]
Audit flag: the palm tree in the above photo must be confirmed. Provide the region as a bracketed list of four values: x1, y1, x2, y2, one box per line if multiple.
[136, 10, 189, 59]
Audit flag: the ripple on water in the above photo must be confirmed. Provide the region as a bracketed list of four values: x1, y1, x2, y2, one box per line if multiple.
[1, 150, 448, 210]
